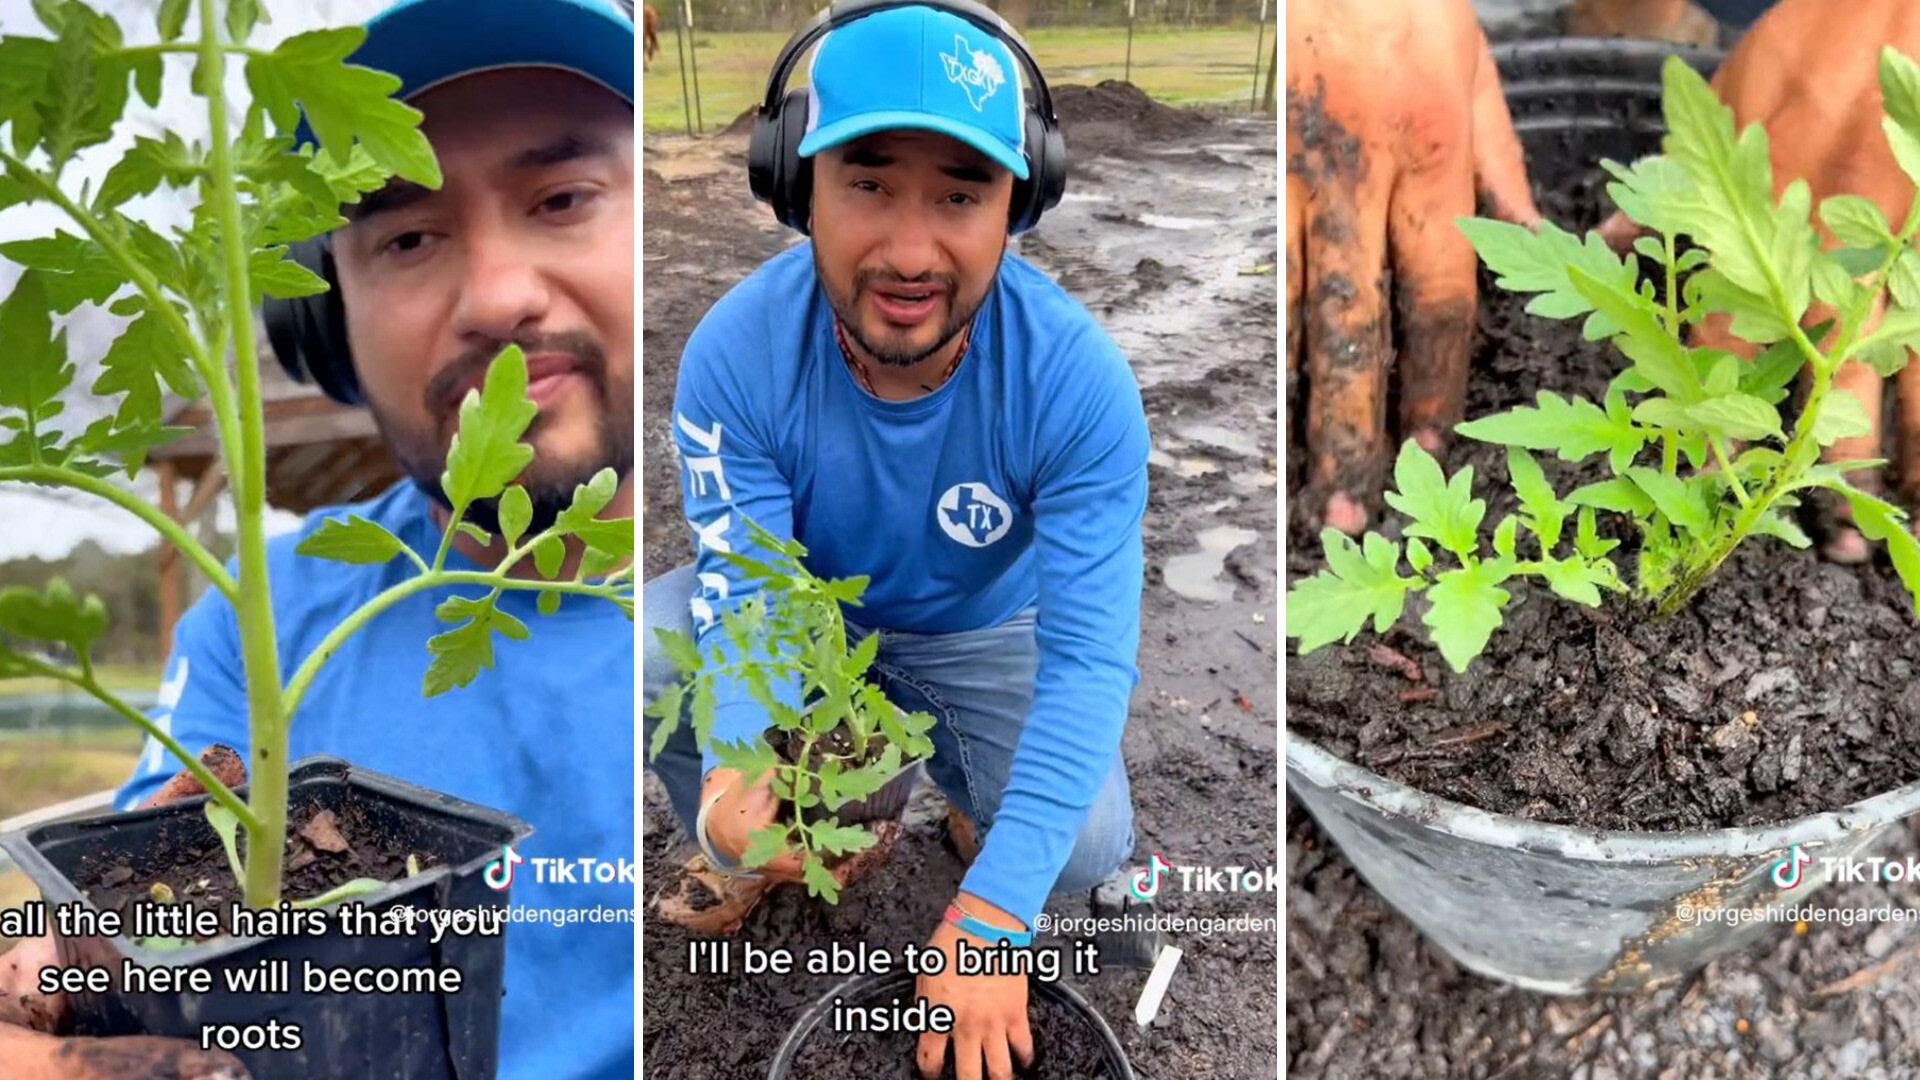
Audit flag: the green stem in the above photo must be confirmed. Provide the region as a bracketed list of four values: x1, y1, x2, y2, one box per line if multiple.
[1662, 435, 1679, 475]
[116, 44, 268, 61]
[1711, 438, 1751, 506]
[0, 466, 235, 597]
[1662, 232, 1680, 335]
[430, 501, 471, 574]
[0, 150, 242, 470]
[279, 570, 627, 723]
[13, 655, 259, 831]
[1665, 242, 1910, 617]
[199, 0, 286, 912]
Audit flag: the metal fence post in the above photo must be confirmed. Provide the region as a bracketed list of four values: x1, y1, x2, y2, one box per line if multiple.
[674, 0, 694, 136]
[684, 0, 706, 135]
[1125, 0, 1135, 85]
[1249, 0, 1267, 109]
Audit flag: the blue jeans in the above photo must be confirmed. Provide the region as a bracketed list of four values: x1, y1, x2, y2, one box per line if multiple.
[641, 564, 1136, 897]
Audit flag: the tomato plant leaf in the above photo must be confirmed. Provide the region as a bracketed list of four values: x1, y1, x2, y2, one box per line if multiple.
[1454, 390, 1641, 464]
[1810, 391, 1873, 446]
[1285, 530, 1415, 654]
[1567, 477, 1657, 517]
[244, 27, 439, 186]
[1505, 447, 1566, 553]
[295, 515, 406, 565]
[1626, 467, 1715, 536]
[441, 344, 537, 509]
[1423, 563, 1510, 674]
[1382, 440, 1484, 559]
[1687, 393, 1785, 442]
[1454, 217, 1635, 338]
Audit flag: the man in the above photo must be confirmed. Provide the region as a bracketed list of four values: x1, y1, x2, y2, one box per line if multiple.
[642, 4, 1149, 1079]
[0, 1, 636, 1078]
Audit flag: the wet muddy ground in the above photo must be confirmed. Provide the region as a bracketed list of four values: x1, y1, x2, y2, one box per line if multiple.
[641, 85, 1278, 1077]
[1285, 20, 1920, 1074]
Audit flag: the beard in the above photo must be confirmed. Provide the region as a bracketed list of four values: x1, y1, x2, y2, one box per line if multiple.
[817, 254, 988, 369]
[367, 330, 635, 537]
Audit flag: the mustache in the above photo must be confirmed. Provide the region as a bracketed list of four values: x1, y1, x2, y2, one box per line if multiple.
[424, 331, 607, 415]
[855, 268, 957, 294]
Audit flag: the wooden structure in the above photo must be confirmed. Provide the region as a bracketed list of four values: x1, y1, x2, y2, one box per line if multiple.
[147, 328, 400, 649]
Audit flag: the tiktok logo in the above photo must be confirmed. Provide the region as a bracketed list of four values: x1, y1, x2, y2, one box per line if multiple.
[1771, 844, 1812, 890]
[1129, 853, 1174, 900]
[485, 845, 524, 891]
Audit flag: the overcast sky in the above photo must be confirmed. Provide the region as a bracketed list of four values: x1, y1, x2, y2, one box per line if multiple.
[0, 0, 394, 561]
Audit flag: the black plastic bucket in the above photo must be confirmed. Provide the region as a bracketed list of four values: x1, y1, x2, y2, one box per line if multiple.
[1285, 36, 1920, 996]
[766, 969, 1133, 1080]
[1494, 37, 1724, 231]
[0, 755, 532, 1079]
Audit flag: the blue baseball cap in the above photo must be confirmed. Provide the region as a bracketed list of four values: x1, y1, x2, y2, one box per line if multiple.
[797, 5, 1029, 180]
[295, 0, 633, 146]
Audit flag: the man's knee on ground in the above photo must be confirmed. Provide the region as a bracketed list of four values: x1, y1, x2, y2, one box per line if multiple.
[1050, 798, 1136, 897]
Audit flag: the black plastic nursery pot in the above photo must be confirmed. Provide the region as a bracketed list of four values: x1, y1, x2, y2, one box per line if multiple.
[766, 969, 1133, 1080]
[770, 711, 924, 829]
[826, 758, 920, 827]
[0, 755, 532, 1079]
[1288, 37, 1920, 996]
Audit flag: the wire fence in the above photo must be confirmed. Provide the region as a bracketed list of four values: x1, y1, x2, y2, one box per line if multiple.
[642, 0, 1277, 137]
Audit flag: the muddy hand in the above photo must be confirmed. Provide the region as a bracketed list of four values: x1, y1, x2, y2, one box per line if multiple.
[1599, 0, 1920, 560]
[701, 767, 804, 881]
[701, 768, 902, 885]
[1567, 0, 1721, 47]
[915, 895, 1032, 1080]
[0, 746, 251, 1079]
[1287, 0, 1539, 535]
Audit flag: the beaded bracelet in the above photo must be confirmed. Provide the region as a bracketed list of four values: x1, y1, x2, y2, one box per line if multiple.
[944, 903, 1032, 947]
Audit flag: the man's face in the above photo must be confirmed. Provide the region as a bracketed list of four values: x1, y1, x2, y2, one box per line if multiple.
[332, 68, 635, 533]
[809, 129, 1013, 367]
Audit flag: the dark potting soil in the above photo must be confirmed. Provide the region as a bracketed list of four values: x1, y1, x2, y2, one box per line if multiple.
[80, 798, 429, 941]
[768, 725, 899, 829]
[786, 987, 1116, 1080]
[1287, 171, 1920, 832]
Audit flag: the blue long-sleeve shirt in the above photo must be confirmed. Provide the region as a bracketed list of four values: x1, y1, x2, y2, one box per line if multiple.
[669, 242, 1149, 927]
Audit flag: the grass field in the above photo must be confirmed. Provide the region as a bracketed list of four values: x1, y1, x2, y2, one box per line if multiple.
[0, 661, 163, 699]
[0, 729, 143, 951]
[0, 728, 145, 821]
[643, 24, 1274, 135]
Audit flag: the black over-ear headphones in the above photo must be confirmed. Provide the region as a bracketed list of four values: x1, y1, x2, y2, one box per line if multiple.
[746, 0, 1068, 236]
[265, 0, 637, 406]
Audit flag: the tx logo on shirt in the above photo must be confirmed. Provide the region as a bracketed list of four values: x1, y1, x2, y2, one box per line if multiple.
[938, 482, 1013, 547]
[940, 34, 1006, 112]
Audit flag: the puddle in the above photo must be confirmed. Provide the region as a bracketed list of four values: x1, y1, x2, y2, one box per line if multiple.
[1163, 526, 1260, 603]
[1229, 470, 1278, 493]
[1139, 214, 1220, 230]
[1150, 448, 1222, 477]
[1177, 424, 1262, 458]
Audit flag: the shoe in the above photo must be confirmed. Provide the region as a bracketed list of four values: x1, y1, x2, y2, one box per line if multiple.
[1087, 872, 1163, 971]
[652, 852, 776, 936]
[655, 819, 907, 933]
[943, 802, 980, 866]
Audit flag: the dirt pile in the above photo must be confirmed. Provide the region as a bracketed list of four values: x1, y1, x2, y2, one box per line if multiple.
[1054, 80, 1212, 157]
[722, 104, 760, 137]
